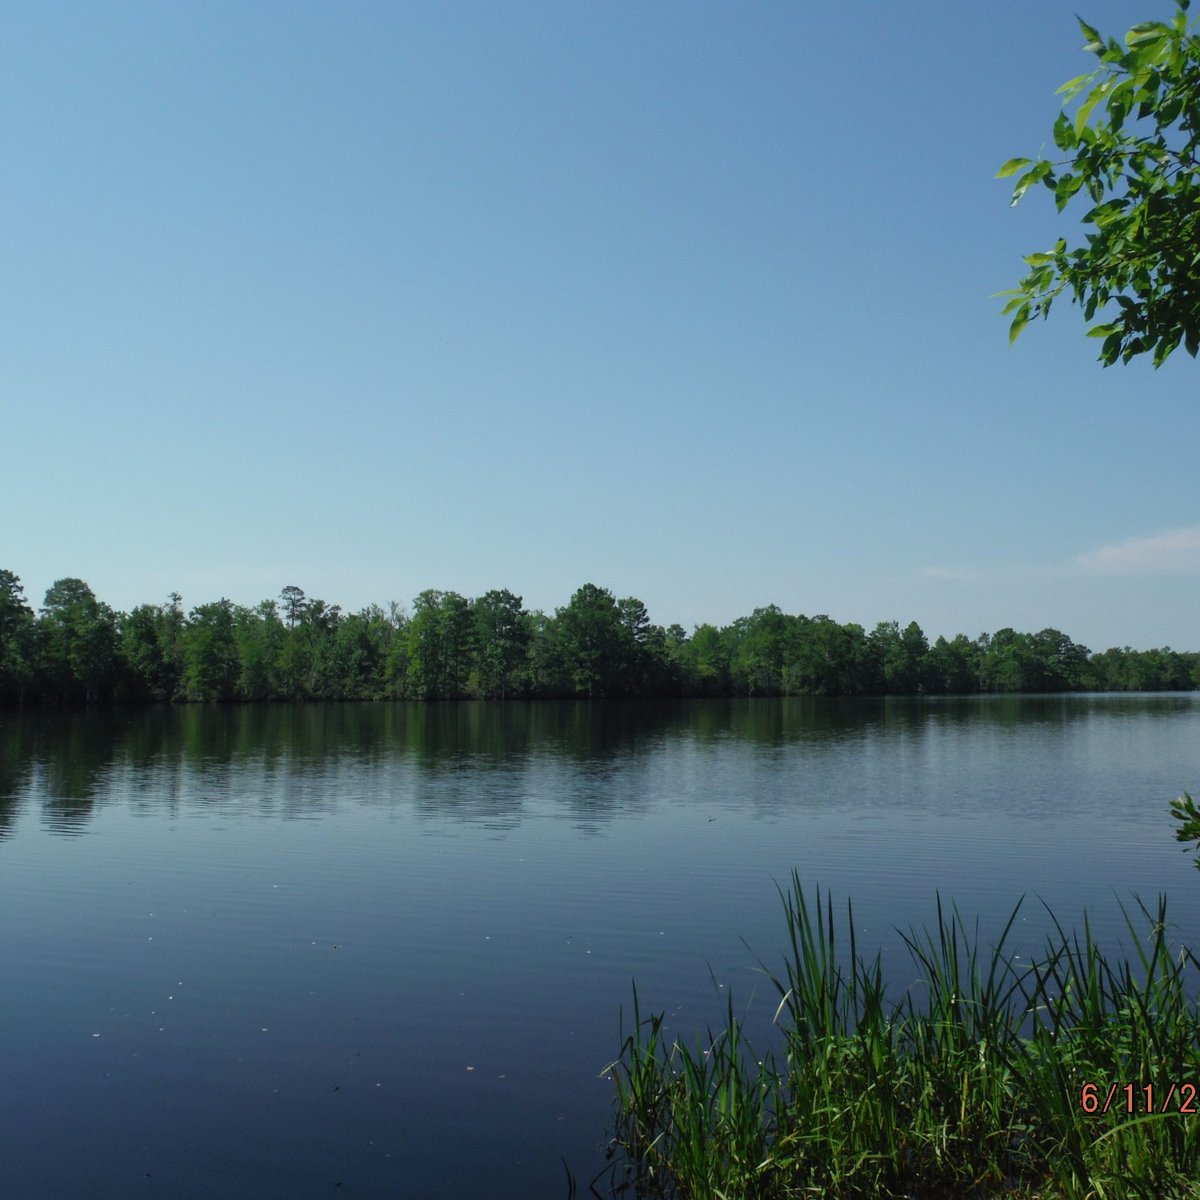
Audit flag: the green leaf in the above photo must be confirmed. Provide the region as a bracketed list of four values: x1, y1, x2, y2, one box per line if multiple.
[1054, 173, 1084, 211]
[1085, 198, 1129, 227]
[1159, 94, 1183, 124]
[1126, 21, 1170, 47]
[1074, 84, 1107, 135]
[1052, 111, 1075, 150]
[1009, 160, 1055, 204]
[996, 157, 1032, 178]
[1008, 306, 1030, 345]
[999, 1, 1199, 367]
[1010, 169, 1036, 204]
[1056, 71, 1096, 98]
[1077, 17, 1103, 54]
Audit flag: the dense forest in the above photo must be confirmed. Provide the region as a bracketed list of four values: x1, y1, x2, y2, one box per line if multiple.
[0, 569, 1195, 706]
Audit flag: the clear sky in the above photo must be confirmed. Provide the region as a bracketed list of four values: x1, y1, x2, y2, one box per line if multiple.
[3, 0, 1196, 651]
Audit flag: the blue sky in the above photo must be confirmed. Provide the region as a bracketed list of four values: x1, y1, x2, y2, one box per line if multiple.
[3, 0, 1196, 651]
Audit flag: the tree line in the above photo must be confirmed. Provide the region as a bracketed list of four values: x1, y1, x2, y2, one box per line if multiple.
[0, 569, 1195, 706]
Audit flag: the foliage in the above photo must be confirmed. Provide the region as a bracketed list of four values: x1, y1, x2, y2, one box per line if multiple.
[405, 589, 474, 699]
[180, 600, 239, 701]
[1170, 791, 1200, 868]
[235, 600, 285, 701]
[605, 877, 1200, 1199]
[471, 589, 530, 699]
[0, 571, 37, 705]
[119, 595, 184, 701]
[552, 584, 632, 698]
[332, 604, 393, 699]
[1, 565, 1197, 705]
[39, 578, 118, 704]
[999, 0, 1200, 366]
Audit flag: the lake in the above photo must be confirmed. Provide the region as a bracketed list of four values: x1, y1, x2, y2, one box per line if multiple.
[1, 696, 1197, 1198]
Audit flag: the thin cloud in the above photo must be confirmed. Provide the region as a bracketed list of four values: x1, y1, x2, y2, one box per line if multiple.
[1076, 527, 1200, 575]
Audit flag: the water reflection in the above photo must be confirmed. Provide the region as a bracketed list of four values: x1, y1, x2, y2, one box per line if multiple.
[0, 695, 1197, 1200]
[0, 716, 34, 838]
[0, 695, 1195, 836]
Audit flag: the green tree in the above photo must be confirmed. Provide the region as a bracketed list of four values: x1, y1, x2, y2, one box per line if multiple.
[333, 604, 394, 699]
[729, 605, 790, 696]
[277, 585, 311, 697]
[660, 623, 691, 693]
[298, 598, 343, 697]
[471, 589, 530, 699]
[0, 570, 37, 705]
[999, 1, 1200, 365]
[1029, 628, 1091, 690]
[181, 600, 239, 701]
[554, 584, 627, 698]
[405, 590, 474, 699]
[979, 628, 1043, 692]
[616, 596, 669, 694]
[897, 621, 931, 692]
[40, 578, 119, 704]
[525, 611, 563, 695]
[867, 620, 929, 694]
[786, 616, 870, 696]
[925, 634, 981, 694]
[279, 585, 308, 629]
[384, 606, 412, 698]
[120, 596, 185, 701]
[235, 600, 285, 700]
[679, 623, 730, 695]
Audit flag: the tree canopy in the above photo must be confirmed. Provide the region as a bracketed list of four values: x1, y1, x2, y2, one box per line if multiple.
[0, 567, 1196, 706]
[999, 0, 1200, 365]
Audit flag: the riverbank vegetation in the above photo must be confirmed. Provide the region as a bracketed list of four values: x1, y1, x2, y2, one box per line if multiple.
[603, 875, 1200, 1199]
[1, 569, 1197, 706]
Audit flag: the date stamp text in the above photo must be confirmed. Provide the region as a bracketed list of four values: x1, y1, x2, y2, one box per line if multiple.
[1079, 1082, 1198, 1115]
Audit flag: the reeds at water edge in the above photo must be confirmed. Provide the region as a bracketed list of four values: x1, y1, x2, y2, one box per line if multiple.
[603, 873, 1200, 1199]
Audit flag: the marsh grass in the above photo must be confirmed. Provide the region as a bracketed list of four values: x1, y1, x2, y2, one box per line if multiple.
[603, 874, 1200, 1199]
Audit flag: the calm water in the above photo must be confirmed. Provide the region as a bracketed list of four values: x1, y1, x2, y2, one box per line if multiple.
[1, 696, 1197, 1198]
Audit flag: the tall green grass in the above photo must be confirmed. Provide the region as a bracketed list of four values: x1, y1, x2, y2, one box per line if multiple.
[603, 874, 1200, 1199]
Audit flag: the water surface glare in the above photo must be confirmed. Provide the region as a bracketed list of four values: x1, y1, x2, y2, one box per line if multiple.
[1, 697, 1197, 1198]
